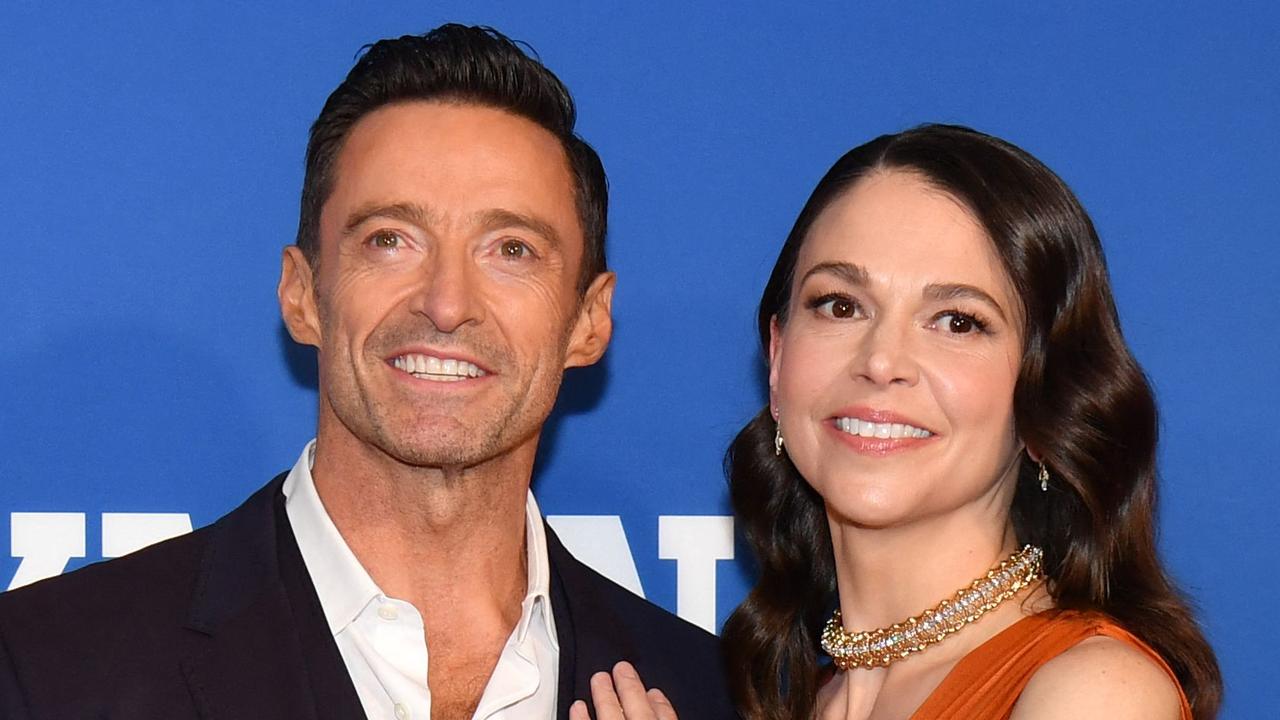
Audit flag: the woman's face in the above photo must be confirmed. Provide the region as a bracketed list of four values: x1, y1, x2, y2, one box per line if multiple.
[770, 170, 1025, 529]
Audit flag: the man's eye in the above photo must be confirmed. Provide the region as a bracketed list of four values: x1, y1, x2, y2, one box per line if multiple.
[499, 239, 531, 258]
[368, 231, 402, 250]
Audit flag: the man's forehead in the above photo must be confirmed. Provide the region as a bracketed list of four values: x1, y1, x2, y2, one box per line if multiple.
[322, 101, 582, 239]
[337, 100, 569, 175]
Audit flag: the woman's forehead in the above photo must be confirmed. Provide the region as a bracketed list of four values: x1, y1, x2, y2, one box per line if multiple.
[797, 171, 1015, 300]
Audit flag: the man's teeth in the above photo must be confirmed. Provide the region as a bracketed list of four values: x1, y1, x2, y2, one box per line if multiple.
[391, 354, 486, 381]
[835, 417, 932, 439]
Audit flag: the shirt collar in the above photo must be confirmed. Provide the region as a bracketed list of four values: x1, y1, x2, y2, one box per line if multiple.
[282, 441, 379, 634]
[518, 490, 557, 650]
[282, 440, 557, 646]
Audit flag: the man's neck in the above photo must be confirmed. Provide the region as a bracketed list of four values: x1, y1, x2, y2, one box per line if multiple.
[308, 426, 534, 627]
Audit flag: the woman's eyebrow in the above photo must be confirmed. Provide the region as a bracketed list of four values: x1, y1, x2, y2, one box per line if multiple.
[923, 282, 1008, 321]
[799, 261, 869, 287]
[800, 262, 1009, 321]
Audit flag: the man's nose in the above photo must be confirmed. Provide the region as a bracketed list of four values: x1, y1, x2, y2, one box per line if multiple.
[849, 319, 919, 387]
[407, 249, 483, 332]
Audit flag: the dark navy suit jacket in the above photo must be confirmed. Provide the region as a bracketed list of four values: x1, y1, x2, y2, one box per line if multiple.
[0, 475, 737, 719]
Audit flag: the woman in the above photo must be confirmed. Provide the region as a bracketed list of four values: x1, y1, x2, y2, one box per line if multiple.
[573, 124, 1220, 720]
[721, 124, 1220, 719]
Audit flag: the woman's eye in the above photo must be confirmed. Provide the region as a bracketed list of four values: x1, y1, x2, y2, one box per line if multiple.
[499, 239, 531, 258]
[828, 299, 855, 318]
[937, 312, 984, 334]
[813, 296, 859, 319]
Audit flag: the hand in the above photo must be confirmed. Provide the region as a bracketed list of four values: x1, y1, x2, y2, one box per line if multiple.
[569, 660, 678, 720]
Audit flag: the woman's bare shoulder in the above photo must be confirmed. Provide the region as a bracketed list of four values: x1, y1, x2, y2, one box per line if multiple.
[1009, 634, 1183, 720]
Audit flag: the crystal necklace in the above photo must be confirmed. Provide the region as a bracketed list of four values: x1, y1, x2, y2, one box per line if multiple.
[820, 545, 1045, 671]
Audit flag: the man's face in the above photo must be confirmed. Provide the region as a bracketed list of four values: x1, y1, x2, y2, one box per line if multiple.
[279, 101, 613, 470]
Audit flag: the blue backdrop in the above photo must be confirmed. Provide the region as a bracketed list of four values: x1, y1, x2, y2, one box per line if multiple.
[1, 3, 1275, 715]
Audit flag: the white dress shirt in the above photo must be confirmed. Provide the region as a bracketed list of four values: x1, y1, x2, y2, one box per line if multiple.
[282, 441, 559, 720]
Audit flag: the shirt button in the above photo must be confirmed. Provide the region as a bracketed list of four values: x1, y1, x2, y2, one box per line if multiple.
[393, 702, 409, 719]
[377, 604, 399, 621]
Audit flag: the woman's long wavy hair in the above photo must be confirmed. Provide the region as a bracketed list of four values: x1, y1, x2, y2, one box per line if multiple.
[722, 124, 1221, 719]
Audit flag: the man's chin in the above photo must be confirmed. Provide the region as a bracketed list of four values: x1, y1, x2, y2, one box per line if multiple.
[378, 445, 472, 469]
[373, 432, 505, 471]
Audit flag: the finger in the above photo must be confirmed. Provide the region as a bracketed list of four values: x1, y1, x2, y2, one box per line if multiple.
[569, 699, 592, 720]
[612, 661, 657, 719]
[648, 687, 678, 720]
[590, 669, 625, 720]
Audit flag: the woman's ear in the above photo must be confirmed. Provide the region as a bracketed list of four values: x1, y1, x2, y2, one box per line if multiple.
[767, 315, 782, 413]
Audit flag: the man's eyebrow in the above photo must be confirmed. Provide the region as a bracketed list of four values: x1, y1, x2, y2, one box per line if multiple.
[799, 261, 870, 287]
[342, 202, 435, 234]
[473, 208, 562, 250]
[923, 282, 1009, 321]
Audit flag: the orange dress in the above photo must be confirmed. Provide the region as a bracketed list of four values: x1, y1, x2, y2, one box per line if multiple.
[909, 610, 1193, 719]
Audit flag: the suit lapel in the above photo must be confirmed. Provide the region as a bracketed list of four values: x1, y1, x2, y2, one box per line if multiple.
[550, 523, 640, 716]
[274, 485, 370, 720]
[180, 591, 320, 720]
[548, 525, 584, 717]
[180, 476, 366, 720]
[548, 524, 655, 716]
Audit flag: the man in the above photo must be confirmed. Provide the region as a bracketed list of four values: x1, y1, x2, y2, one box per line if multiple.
[0, 25, 735, 719]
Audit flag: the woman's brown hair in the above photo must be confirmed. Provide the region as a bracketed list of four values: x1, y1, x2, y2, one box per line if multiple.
[722, 124, 1222, 719]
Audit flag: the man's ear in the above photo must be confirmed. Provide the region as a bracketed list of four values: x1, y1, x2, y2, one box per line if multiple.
[278, 246, 322, 348]
[564, 271, 616, 369]
[767, 315, 782, 411]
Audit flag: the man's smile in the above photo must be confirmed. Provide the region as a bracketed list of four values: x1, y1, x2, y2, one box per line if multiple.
[390, 352, 490, 383]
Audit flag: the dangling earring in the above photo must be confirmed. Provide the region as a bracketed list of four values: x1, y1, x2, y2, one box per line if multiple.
[1038, 462, 1050, 492]
[774, 412, 785, 456]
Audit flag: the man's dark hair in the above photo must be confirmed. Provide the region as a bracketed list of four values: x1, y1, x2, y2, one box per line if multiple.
[296, 24, 608, 292]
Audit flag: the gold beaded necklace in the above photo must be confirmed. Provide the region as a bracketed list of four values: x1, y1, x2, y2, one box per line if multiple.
[820, 545, 1045, 671]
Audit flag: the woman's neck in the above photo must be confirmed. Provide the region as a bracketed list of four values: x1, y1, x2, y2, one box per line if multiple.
[828, 511, 1020, 633]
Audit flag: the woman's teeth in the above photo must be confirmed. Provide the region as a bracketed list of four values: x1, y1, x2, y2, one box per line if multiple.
[835, 417, 932, 439]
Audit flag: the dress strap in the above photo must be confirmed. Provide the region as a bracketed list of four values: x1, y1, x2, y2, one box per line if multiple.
[910, 610, 1191, 719]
